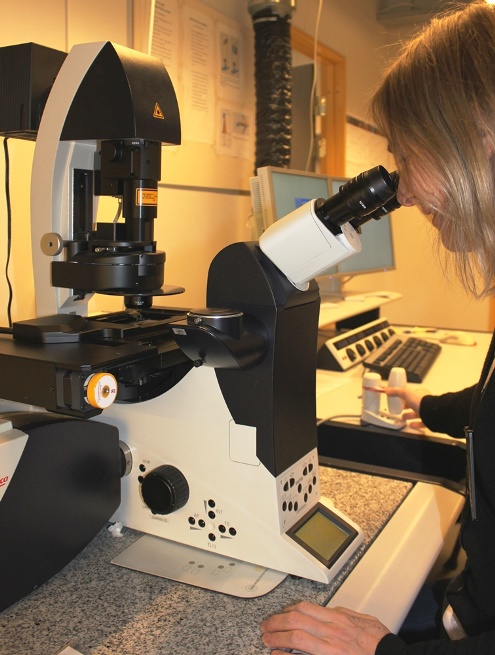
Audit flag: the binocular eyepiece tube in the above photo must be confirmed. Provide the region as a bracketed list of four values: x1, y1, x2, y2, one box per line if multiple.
[315, 165, 399, 234]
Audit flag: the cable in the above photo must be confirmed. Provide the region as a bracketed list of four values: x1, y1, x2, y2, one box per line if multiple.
[304, 0, 324, 171]
[3, 137, 13, 328]
[316, 414, 361, 427]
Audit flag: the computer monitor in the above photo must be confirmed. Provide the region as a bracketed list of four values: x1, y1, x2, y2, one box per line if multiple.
[250, 166, 396, 295]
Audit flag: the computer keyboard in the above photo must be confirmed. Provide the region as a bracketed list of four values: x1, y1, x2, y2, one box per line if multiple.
[363, 336, 441, 383]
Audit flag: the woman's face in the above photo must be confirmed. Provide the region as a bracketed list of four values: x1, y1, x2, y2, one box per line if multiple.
[395, 158, 455, 251]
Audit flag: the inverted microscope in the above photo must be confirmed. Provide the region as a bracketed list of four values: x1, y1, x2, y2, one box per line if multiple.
[0, 41, 399, 609]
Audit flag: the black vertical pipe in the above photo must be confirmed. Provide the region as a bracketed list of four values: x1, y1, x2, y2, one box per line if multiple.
[248, 1, 296, 171]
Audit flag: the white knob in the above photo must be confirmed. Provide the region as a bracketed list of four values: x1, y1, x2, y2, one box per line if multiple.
[362, 372, 382, 413]
[387, 367, 407, 415]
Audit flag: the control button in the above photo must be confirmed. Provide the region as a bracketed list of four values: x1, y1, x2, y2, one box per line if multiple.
[365, 339, 374, 351]
[346, 348, 357, 361]
[219, 524, 226, 533]
[198, 519, 206, 528]
[373, 335, 382, 347]
[229, 527, 237, 536]
[208, 499, 216, 508]
[208, 533, 216, 541]
[188, 517, 196, 525]
[356, 343, 366, 356]
[208, 510, 215, 519]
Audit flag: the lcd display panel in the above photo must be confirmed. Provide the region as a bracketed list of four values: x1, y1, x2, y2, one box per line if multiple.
[288, 503, 359, 567]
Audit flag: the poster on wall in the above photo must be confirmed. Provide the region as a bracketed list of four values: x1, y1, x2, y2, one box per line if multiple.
[144, 0, 253, 158]
[216, 105, 251, 158]
[217, 23, 243, 101]
[149, 0, 180, 88]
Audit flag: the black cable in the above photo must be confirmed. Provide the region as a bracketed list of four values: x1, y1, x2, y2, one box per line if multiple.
[3, 137, 13, 328]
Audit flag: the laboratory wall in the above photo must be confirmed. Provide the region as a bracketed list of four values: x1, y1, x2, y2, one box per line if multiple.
[0, 0, 491, 332]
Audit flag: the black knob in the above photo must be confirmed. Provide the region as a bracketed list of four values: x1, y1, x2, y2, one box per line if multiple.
[140, 465, 189, 515]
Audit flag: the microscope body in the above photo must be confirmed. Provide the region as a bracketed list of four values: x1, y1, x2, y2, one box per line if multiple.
[105, 242, 350, 581]
[0, 38, 402, 605]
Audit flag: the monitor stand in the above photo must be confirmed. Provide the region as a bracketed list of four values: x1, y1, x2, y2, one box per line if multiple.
[317, 275, 349, 301]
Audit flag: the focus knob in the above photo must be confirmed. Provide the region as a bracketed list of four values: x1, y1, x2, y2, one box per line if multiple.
[140, 465, 189, 515]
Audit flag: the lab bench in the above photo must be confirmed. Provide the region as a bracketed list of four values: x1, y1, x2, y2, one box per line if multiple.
[1, 321, 478, 654]
[0, 467, 418, 655]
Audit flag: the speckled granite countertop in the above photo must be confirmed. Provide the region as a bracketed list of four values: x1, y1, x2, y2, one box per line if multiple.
[0, 467, 411, 655]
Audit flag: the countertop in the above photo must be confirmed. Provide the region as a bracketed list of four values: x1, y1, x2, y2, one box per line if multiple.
[0, 467, 412, 655]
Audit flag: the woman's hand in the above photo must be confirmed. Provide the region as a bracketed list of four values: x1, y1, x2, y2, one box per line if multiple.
[261, 602, 390, 655]
[383, 386, 430, 428]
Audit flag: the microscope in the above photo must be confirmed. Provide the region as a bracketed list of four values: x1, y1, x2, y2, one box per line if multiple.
[0, 41, 399, 609]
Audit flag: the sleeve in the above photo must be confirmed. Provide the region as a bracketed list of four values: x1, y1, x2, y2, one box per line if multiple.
[376, 631, 495, 655]
[419, 386, 475, 439]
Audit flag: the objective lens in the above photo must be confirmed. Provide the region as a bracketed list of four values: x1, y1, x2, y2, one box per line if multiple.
[315, 165, 398, 233]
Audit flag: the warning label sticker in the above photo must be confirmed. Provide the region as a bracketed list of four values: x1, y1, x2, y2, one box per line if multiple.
[153, 103, 165, 119]
[136, 188, 158, 206]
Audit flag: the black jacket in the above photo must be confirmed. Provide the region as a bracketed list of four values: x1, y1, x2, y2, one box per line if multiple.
[376, 331, 495, 654]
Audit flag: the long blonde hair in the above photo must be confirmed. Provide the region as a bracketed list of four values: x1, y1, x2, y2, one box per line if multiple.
[371, 1, 495, 297]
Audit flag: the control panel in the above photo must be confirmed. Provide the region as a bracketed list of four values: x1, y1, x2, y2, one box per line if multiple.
[317, 317, 395, 371]
[276, 448, 320, 532]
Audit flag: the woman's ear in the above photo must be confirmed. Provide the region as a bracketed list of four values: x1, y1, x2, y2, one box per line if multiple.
[481, 129, 495, 158]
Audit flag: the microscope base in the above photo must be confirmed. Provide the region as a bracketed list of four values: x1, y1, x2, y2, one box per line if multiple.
[112, 533, 287, 597]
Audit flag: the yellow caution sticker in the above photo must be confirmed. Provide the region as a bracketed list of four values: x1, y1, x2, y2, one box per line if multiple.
[153, 103, 165, 119]
[136, 188, 158, 206]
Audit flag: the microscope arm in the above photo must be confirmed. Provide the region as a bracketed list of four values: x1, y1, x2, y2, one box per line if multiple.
[258, 199, 361, 291]
[258, 165, 399, 291]
[30, 41, 181, 317]
[169, 166, 399, 371]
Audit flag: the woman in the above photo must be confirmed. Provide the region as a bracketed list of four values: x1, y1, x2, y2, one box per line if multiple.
[261, 2, 495, 653]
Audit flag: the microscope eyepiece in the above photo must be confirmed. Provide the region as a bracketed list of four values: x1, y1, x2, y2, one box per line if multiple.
[314, 165, 399, 234]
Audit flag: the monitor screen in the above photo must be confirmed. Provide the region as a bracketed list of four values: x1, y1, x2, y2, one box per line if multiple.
[257, 167, 332, 228]
[252, 166, 396, 285]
